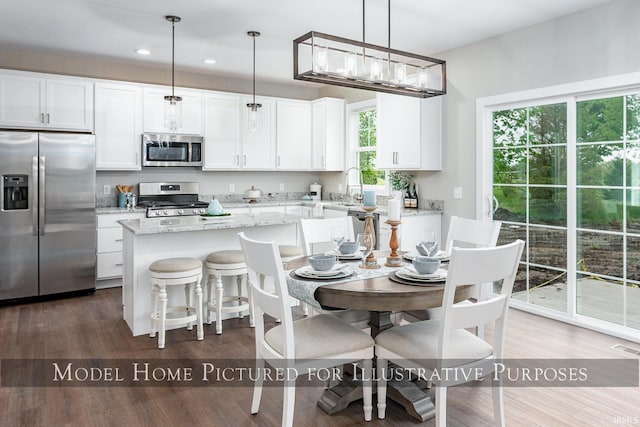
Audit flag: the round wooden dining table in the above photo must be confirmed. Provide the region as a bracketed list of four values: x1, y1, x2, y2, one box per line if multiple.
[286, 254, 474, 422]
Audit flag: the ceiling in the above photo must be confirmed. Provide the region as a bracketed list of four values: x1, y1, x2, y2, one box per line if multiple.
[0, 0, 615, 87]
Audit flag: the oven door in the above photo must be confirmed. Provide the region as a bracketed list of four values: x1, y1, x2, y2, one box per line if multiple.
[142, 134, 203, 167]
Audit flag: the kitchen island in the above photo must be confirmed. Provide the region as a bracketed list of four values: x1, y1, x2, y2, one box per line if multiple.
[119, 213, 299, 336]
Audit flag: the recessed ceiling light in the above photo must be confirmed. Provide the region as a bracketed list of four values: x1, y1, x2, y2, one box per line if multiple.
[203, 58, 217, 65]
[135, 49, 151, 55]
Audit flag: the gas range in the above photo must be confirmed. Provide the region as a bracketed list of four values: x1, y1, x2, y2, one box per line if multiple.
[138, 182, 208, 218]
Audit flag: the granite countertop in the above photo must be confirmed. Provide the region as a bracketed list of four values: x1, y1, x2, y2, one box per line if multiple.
[97, 199, 443, 217]
[96, 207, 146, 215]
[119, 212, 300, 235]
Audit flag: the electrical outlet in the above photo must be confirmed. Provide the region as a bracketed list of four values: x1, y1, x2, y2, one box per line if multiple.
[453, 187, 463, 199]
[103, 185, 110, 195]
[279, 183, 285, 192]
[229, 183, 235, 193]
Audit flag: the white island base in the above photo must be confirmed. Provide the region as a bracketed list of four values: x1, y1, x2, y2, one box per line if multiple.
[120, 214, 299, 336]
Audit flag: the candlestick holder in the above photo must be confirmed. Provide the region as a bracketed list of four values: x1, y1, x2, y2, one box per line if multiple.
[362, 206, 380, 269]
[384, 219, 403, 267]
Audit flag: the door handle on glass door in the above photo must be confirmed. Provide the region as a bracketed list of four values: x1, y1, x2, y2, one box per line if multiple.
[39, 156, 45, 236]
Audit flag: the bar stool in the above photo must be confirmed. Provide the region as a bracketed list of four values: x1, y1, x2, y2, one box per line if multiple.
[205, 250, 253, 335]
[149, 257, 204, 349]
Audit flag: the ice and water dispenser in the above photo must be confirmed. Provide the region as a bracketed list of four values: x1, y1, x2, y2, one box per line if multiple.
[3, 175, 29, 210]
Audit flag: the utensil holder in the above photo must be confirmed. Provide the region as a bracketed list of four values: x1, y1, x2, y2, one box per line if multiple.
[118, 192, 132, 208]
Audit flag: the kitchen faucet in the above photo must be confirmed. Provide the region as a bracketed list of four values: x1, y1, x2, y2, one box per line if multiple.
[344, 167, 363, 204]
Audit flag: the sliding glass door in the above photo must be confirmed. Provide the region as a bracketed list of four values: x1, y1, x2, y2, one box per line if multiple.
[481, 85, 640, 338]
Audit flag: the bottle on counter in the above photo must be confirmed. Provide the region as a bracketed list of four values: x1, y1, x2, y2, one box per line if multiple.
[404, 188, 412, 209]
[410, 183, 419, 208]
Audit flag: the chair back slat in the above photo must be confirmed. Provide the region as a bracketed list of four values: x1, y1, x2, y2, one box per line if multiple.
[444, 216, 502, 253]
[299, 217, 355, 255]
[449, 296, 508, 330]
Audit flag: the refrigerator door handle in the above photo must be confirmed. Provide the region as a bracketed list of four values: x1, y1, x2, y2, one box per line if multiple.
[39, 156, 45, 236]
[32, 156, 39, 235]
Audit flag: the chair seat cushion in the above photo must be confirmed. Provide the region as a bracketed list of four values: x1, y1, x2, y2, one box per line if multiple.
[206, 250, 245, 264]
[278, 245, 304, 258]
[375, 320, 493, 369]
[149, 257, 202, 273]
[265, 314, 374, 360]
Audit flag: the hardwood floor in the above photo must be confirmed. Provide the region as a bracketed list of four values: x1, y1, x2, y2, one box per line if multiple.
[1, 287, 639, 426]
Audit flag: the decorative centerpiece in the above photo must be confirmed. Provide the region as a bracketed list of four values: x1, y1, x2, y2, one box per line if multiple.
[362, 190, 380, 269]
[384, 199, 403, 267]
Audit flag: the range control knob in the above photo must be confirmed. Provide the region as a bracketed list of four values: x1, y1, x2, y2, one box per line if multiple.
[192, 209, 198, 214]
[177, 209, 184, 215]
[199, 208, 206, 214]
[162, 210, 169, 216]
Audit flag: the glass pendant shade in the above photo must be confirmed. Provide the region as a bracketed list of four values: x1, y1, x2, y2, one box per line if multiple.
[247, 105, 260, 133]
[164, 95, 183, 130]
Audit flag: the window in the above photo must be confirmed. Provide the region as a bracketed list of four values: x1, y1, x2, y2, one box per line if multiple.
[478, 72, 640, 341]
[347, 100, 386, 191]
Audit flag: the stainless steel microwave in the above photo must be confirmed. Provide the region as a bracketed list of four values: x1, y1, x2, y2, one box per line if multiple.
[142, 134, 203, 167]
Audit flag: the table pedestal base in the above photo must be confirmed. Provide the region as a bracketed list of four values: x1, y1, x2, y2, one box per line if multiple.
[316, 311, 436, 422]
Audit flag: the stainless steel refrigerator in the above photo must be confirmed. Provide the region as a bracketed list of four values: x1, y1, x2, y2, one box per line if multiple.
[0, 131, 96, 301]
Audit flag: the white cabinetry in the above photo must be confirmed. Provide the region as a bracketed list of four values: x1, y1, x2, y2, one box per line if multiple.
[0, 71, 93, 131]
[95, 82, 143, 170]
[143, 86, 203, 134]
[376, 93, 441, 170]
[322, 207, 348, 218]
[399, 214, 442, 252]
[97, 212, 145, 281]
[241, 96, 276, 169]
[202, 92, 242, 170]
[311, 98, 345, 170]
[276, 100, 311, 170]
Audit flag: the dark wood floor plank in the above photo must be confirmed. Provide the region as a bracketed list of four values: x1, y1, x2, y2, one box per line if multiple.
[1, 288, 639, 426]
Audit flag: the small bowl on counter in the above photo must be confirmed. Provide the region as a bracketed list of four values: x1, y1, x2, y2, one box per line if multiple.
[308, 254, 337, 271]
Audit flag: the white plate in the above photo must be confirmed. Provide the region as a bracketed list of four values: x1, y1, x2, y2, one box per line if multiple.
[397, 267, 447, 282]
[403, 250, 449, 261]
[295, 264, 349, 277]
[324, 251, 361, 260]
[295, 266, 352, 280]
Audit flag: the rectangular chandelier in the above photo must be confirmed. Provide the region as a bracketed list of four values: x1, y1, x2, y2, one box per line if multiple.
[293, 31, 446, 98]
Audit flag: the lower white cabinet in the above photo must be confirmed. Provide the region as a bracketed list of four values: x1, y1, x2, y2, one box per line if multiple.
[97, 212, 144, 281]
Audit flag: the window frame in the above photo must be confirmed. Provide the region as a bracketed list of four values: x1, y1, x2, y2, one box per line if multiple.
[346, 99, 388, 194]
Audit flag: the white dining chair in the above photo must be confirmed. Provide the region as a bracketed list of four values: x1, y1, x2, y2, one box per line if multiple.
[375, 239, 524, 427]
[298, 217, 370, 327]
[402, 216, 502, 327]
[299, 216, 355, 255]
[238, 232, 374, 427]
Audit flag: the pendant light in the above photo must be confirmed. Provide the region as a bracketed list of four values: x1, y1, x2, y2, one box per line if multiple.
[164, 15, 182, 130]
[247, 31, 262, 133]
[293, 0, 446, 98]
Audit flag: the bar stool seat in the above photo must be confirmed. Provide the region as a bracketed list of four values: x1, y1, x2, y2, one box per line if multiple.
[149, 257, 204, 349]
[206, 250, 253, 334]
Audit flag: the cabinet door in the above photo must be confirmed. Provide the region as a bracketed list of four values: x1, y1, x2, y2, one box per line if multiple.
[312, 98, 345, 170]
[276, 100, 311, 170]
[143, 87, 203, 134]
[95, 83, 142, 170]
[377, 93, 422, 169]
[241, 97, 276, 169]
[0, 73, 45, 128]
[45, 79, 93, 131]
[203, 93, 242, 170]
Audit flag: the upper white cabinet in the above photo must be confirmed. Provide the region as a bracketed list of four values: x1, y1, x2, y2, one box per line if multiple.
[0, 71, 93, 131]
[312, 97, 345, 171]
[376, 93, 442, 170]
[241, 96, 276, 170]
[95, 82, 143, 170]
[202, 92, 242, 170]
[276, 100, 311, 170]
[143, 86, 203, 135]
